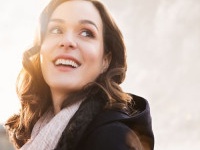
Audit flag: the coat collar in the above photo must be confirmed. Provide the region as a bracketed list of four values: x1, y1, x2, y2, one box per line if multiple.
[82, 94, 154, 149]
[55, 94, 154, 150]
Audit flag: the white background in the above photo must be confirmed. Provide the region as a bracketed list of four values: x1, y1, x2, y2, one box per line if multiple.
[0, 0, 199, 149]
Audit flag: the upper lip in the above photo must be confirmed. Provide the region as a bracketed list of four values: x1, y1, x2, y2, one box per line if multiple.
[53, 55, 81, 67]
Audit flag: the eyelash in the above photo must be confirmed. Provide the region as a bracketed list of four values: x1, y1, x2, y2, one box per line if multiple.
[80, 29, 95, 38]
[47, 26, 95, 39]
[48, 27, 63, 34]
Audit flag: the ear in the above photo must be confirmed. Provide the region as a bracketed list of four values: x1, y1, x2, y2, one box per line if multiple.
[101, 52, 112, 73]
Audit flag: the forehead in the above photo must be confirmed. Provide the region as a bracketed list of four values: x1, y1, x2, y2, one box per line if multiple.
[50, 1, 103, 28]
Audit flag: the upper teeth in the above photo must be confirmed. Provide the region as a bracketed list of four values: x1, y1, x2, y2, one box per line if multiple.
[55, 59, 79, 68]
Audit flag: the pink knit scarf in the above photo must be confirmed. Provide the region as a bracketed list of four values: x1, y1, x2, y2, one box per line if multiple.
[20, 101, 82, 150]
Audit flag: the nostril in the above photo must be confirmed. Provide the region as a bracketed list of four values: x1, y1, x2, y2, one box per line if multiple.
[59, 39, 77, 49]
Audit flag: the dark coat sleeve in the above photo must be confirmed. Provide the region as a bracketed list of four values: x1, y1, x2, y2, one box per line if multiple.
[81, 122, 143, 150]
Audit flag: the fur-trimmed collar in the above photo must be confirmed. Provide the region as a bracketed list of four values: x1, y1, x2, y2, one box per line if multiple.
[55, 96, 106, 150]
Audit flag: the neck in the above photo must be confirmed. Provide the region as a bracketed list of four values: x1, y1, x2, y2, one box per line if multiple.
[53, 102, 61, 115]
[51, 90, 69, 114]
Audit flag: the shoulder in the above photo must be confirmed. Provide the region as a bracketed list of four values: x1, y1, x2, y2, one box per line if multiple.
[79, 94, 154, 150]
[81, 121, 143, 150]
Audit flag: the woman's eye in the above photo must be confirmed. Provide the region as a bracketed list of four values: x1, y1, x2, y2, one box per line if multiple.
[80, 30, 94, 38]
[49, 27, 63, 34]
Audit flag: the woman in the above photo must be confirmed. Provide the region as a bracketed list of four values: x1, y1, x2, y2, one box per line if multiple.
[5, 0, 154, 149]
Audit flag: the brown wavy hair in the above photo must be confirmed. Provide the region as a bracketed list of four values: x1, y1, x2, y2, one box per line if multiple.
[5, 0, 132, 148]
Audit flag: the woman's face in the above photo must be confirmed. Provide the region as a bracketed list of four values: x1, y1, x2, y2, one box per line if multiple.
[40, 0, 109, 99]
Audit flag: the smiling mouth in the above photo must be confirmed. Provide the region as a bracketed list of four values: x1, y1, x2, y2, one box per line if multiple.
[54, 59, 80, 68]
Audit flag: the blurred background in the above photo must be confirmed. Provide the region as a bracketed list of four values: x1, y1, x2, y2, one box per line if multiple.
[0, 0, 199, 149]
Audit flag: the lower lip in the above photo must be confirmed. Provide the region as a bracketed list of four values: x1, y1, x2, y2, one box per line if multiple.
[55, 65, 77, 72]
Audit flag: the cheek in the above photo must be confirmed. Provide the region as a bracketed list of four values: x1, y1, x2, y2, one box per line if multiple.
[40, 36, 58, 54]
[40, 39, 54, 61]
[40, 46, 47, 65]
[39, 50, 47, 79]
[83, 43, 104, 63]
[39, 42, 52, 73]
[39, 45, 52, 85]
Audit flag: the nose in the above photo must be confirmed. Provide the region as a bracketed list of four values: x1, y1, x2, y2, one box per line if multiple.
[59, 32, 77, 49]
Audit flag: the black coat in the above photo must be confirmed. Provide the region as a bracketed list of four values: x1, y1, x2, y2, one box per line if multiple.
[55, 94, 154, 150]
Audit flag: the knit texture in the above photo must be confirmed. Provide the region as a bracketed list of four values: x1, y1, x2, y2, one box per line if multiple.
[20, 100, 82, 150]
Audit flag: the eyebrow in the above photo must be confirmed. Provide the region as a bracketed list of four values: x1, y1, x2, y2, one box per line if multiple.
[49, 19, 99, 31]
[79, 20, 99, 31]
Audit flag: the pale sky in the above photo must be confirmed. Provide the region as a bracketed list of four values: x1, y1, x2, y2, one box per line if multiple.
[1, 0, 200, 149]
